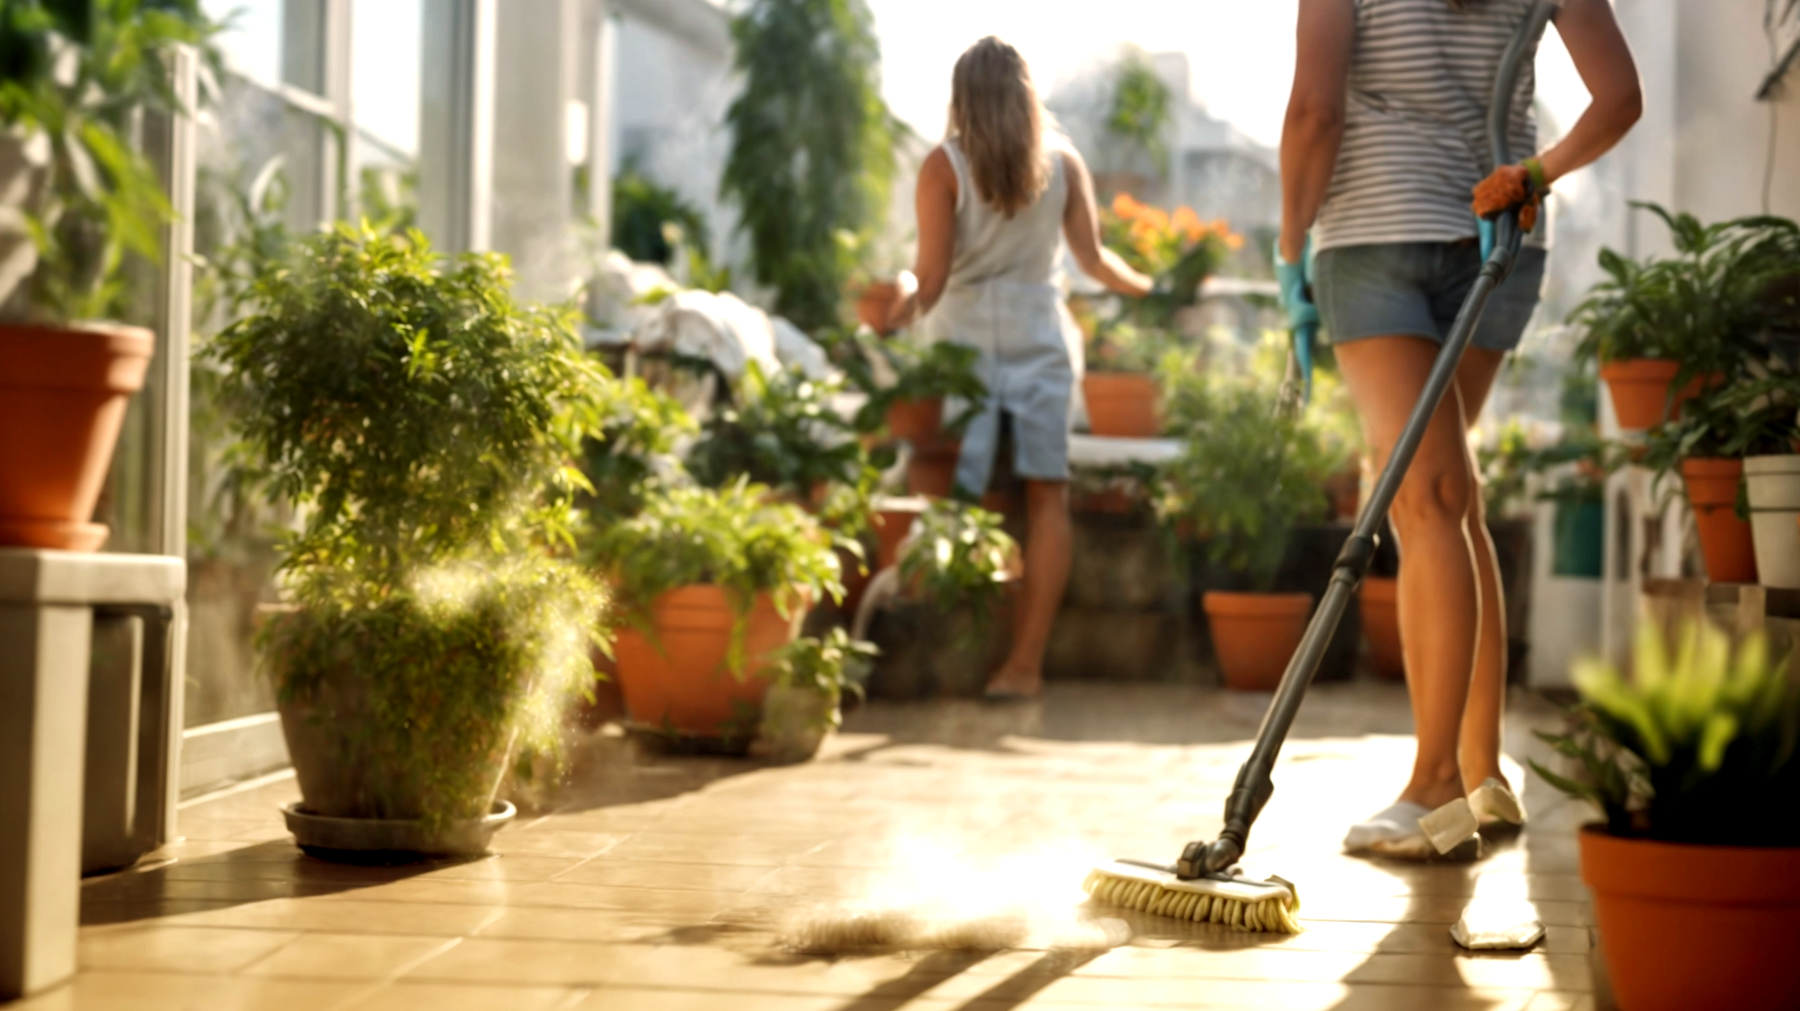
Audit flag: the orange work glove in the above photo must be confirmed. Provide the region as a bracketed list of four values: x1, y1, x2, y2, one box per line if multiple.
[1472, 163, 1540, 234]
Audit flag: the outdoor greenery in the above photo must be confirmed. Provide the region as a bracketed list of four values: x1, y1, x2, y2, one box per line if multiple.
[722, 0, 894, 331]
[1639, 373, 1800, 492]
[687, 361, 869, 503]
[611, 167, 710, 267]
[769, 627, 876, 706]
[579, 375, 695, 524]
[1084, 320, 1180, 375]
[836, 333, 989, 436]
[0, 0, 216, 322]
[1156, 365, 1335, 590]
[1102, 195, 1241, 325]
[897, 500, 1017, 626]
[1570, 204, 1800, 387]
[1104, 52, 1172, 176]
[590, 482, 845, 670]
[1532, 617, 1800, 846]
[210, 223, 610, 828]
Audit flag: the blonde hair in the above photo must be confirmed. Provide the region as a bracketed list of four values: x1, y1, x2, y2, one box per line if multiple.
[949, 37, 1051, 219]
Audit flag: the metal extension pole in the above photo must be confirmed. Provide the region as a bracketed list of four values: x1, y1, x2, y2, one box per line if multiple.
[1179, 0, 1561, 881]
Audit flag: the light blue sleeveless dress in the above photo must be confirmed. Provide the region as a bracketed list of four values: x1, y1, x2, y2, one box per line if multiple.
[927, 138, 1081, 496]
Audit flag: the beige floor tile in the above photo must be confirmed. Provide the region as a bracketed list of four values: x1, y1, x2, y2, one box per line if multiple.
[418, 856, 588, 883]
[602, 833, 828, 866]
[146, 897, 503, 936]
[343, 981, 587, 1011]
[547, 859, 777, 892]
[1524, 993, 1595, 1011]
[489, 831, 626, 859]
[565, 988, 847, 1011]
[240, 933, 462, 981]
[77, 925, 299, 974]
[4, 970, 365, 1011]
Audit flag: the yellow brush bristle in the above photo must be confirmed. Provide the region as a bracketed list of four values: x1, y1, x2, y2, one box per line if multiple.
[1082, 865, 1303, 935]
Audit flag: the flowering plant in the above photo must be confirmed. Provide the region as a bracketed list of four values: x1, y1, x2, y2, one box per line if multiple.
[1102, 194, 1243, 306]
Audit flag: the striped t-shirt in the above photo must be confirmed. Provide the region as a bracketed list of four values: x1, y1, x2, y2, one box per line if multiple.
[1314, 0, 1545, 252]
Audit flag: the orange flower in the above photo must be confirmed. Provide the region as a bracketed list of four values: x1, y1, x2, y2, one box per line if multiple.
[1171, 207, 1204, 242]
[1225, 232, 1245, 251]
[1111, 193, 1145, 219]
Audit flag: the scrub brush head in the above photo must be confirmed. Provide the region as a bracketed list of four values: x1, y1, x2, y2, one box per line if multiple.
[1083, 860, 1302, 934]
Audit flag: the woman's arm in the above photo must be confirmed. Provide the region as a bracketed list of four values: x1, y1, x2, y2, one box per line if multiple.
[1277, 0, 1356, 264]
[1061, 150, 1153, 297]
[886, 147, 957, 331]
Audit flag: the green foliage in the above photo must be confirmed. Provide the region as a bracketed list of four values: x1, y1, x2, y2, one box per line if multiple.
[769, 627, 876, 706]
[722, 0, 894, 331]
[0, 0, 217, 321]
[265, 555, 605, 826]
[209, 223, 609, 577]
[897, 500, 1016, 626]
[358, 165, 418, 235]
[611, 168, 709, 267]
[834, 334, 989, 436]
[1639, 374, 1800, 497]
[1085, 321, 1178, 374]
[1530, 617, 1800, 846]
[592, 482, 845, 670]
[1105, 53, 1172, 174]
[578, 375, 695, 524]
[1569, 204, 1799, 391]
[1478, 421, 1619, 519]
[687, 361, 869, 505]
[1155, 365, 1333, 590]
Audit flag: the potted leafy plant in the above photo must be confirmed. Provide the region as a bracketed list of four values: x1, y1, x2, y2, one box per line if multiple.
[1725, 372, 1800, 589]
[842, 334, 987, 498]
[591, 482, 844, 742]
[1100, 194, 1241, 327]
[1531, 617, 1800, 1011]
[1642, 379, 1797, 585]
[1156, 370, 1332, 690]
[1081, 322, 1177, 438]
[210, 223, 608, 856]
[0, 1, 213, 550]
[751, 628, 876, 763]
[863, 500, 1019, 698]
[1570, 205, 1794, 430]
[580, 375, 695, 524]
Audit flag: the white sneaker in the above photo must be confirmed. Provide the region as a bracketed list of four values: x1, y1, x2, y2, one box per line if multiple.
[1344, 798, 1481, 859]
[1469, 777, 1526, 829]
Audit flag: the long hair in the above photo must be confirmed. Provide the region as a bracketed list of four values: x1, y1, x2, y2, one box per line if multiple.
[948, 37, 1050, 219]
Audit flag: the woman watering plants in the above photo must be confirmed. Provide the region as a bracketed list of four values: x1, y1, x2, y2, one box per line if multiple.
[887, 36, 1153, 700]
[1277, 0, 1640, 857]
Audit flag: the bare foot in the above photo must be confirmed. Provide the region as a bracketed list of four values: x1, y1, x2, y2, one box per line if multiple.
[983, 663, 1042, 699]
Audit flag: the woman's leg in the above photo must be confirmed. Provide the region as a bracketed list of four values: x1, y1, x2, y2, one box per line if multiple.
[1335, 337, 1502, 811]
[1449, 354, 1510, 792]
[985, 479, 1072, 696]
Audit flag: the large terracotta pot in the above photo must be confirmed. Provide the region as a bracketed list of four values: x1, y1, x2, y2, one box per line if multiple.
[1681, 458, 1757, 584]
[1082, 372, 1160, 438]
[1357, 577, 1404, 680]
[886, 397, 944, 445]
[1202, 591, 1312, 691]
[0, 323, 154, 551]
[613, 586, 800, 737]
[1581, 826, 1800, 1011]
[1599, 359, 1714, 431]
[906, 440, 961, 498]
[856, 280, 901, 334]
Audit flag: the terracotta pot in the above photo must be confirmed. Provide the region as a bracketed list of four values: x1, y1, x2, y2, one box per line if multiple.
[613, 586, 800, 737]
[1357, 577, 1404, 680]
[1581, 826, 1800, 1011]
[886, 397, 944, 445]
[906, 440, 961, 498]
[856, 280, 901, 334]
[0, 322, 154, 551]
[1681, 458, 1757, 584]
[1082, 372, 1160, 438]
[873, 508, 919, 571]
[1599, 359, 1715, 431]
[1325, 466, 1361, 521]
[1202, 591, 1313, 691]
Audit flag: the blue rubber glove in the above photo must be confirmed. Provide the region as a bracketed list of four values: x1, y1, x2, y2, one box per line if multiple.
[1274, 238, 1319, 334]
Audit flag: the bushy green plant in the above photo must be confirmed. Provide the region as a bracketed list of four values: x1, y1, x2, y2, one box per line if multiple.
[841, 335, 989, 437]
[611, 167, 709, 267]
[0, 0, 217, 321]
[1155, 367, 1333, 590]
[580, 375, 695, 524]
[1531, 617, 1800, 846]
[209, 223, 610, 829]
[770, 627, 876, 706]
[1639, 374, 1800, 498]
[898, 500, 1016, 625]
[1086, 321, 1178, 374]
[1569, 205, 1799, 389]
[591, 482, 845, 670]
[1105, 53, 1172, 175]
[722, 0, 895, 331]
[687, 360, 869, 502]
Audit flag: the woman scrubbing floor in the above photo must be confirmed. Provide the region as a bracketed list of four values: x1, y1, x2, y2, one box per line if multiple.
[1277, 0, 1641, 857]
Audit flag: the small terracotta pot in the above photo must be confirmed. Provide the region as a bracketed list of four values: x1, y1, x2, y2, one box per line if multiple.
[1581, 826, 1800, 1011]
[1082, 372, 1160, 438]
[856, 280, 901, 334]
[886, 397, 944, 445]
[1357, 577, 1404, 680]
[1599, 359, 1715, 431]
[613, 586, 800, 737]
[1202, 591, 1313, 691]
[1681, 457, 1757, 584]
[906, 440, 961, 498]
[0, 322, 154, 551]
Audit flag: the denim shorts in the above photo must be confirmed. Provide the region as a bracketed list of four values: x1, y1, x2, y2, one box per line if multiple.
[1314, 241, 1547, 353]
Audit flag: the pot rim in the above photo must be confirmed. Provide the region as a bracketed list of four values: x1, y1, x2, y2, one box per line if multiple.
[1598, 358, 1681, 379]
[1202, 590, 1314, 617]
[1579, 824, 1800, 903]
[1743, 453, 1800, 476]
[1680, 457, 1745, 479]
